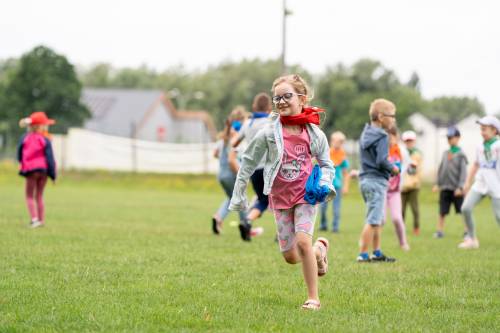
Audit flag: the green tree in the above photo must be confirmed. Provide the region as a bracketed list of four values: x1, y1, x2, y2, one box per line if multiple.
[0, 58, 19, 122]
[1, 45, 90, 141]
[0, 59, 19, 149]
[316, 59, 425, 138]
[407, 71, 421, 91]
[79, 58, 312, 129]
[80, 63, 112, 87]
[76, 57, 485, 138]
[424, 96, 485, 125]
[161, 58, 311, 128]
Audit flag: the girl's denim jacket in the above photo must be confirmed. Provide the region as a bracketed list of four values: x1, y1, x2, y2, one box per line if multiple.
[229, 112, 336, 211]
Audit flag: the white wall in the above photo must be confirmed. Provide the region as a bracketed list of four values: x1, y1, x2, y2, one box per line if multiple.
[52, 128, 218, 174]
[171, 119, 210, 143]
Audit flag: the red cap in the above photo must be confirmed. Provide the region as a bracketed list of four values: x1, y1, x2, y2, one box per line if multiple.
[29, 111, 55, 126]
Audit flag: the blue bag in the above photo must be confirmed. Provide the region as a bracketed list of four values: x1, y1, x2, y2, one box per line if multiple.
[304, 165, 331, 205]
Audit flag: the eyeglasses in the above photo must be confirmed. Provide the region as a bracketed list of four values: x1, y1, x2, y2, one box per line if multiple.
[272, 92, 305, 104]
[382, 113, 396, 118]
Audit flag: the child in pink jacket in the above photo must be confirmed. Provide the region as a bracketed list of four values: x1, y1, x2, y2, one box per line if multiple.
[17, 112, 57, 228]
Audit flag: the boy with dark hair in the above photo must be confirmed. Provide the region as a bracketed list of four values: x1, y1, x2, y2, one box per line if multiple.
[432, 126, 468, 238]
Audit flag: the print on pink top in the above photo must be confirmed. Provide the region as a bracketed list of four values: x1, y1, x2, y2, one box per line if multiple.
[280, 144, 307, 181]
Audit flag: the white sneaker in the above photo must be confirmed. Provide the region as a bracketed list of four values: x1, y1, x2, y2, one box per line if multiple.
[401, 243, 411, 251]
[250, 227, 264, 237]
[30, 220, 44, 229]
[458, 237, 479, 249]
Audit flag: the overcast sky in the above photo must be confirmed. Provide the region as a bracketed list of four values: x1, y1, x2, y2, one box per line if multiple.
[2, 0, 499, 114]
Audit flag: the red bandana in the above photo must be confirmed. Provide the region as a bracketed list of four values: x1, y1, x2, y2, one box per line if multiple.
[280, 106, 325, 126]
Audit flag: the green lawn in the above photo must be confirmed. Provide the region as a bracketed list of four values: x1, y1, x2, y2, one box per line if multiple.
[0, 163, 499, 332]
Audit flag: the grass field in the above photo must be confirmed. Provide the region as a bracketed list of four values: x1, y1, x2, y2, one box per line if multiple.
[0, 162, 499, 332]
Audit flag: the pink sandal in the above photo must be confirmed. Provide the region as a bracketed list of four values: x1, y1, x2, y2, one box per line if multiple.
[315, 237, 329, 277]
[302, 299, 321, 310]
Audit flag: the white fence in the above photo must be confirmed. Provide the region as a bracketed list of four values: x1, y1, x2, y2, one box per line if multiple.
[51, 127, 479, 179]
[52, 128, 218, 174]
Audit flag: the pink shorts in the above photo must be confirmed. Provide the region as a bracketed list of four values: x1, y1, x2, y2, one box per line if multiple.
[273, 203, 317, 252]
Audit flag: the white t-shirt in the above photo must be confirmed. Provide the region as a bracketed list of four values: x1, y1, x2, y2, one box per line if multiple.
[472, 139, 500, 198]
[237, 115, 270, 169]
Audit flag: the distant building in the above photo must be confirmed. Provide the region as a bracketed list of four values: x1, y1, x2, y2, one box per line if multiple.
[408, 113, 483, 179]
[81, 88, 216, 143]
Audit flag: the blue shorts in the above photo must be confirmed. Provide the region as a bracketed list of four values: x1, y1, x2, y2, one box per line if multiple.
[360, 177, 388, 226]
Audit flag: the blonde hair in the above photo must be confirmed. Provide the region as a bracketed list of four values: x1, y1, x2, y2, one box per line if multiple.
[272, 74, 313, 102]
[369, 98, 396, 121]
[331, 131, 346, 142]
[30, 125, 48, 133]
[229, 105, 248, 122]
[19, 117, 48, 133]
[216, 105, 249, 139]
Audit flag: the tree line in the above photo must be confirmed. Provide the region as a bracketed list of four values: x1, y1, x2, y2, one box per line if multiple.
[0, 45, 485, 150]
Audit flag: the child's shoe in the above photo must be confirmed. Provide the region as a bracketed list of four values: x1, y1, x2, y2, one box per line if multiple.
[458, 237, 479, 249]
[30, 220, 43, 229]
[356, 252, 371, 263]
[413, 228, 420, 236]
[250, 226, 264, 237]
[401, 243, 411, 251]
[238, 220, 252, 242]
[302, 299, 321, 310]
[211, 217, 222, 235]
[314, 237, 329, 276]
[433, 231, 444, 238]
[370, 250, 396, 262]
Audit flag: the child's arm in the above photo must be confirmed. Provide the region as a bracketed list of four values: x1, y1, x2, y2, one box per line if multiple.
[376, 136, 397, 174]
[434, 152, 446, 192]
[228, 149, 240, 174]
[214, 139, 225, 159]
[231, 135, 244, 148]
[213, 147, 220, 159]
[456, 154, 468, 195]
[342, 167, 350, 194]
[229, 130, 267, 211]
[44, 138, 57, 181]
[222, 118, 231, 144]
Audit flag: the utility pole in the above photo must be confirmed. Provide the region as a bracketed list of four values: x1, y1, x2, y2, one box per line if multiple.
[281, 0, 292, 74]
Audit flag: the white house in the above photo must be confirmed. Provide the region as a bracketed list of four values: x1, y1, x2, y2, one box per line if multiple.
[81, 88, 216, 143]
[408, 113, 483, 180]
